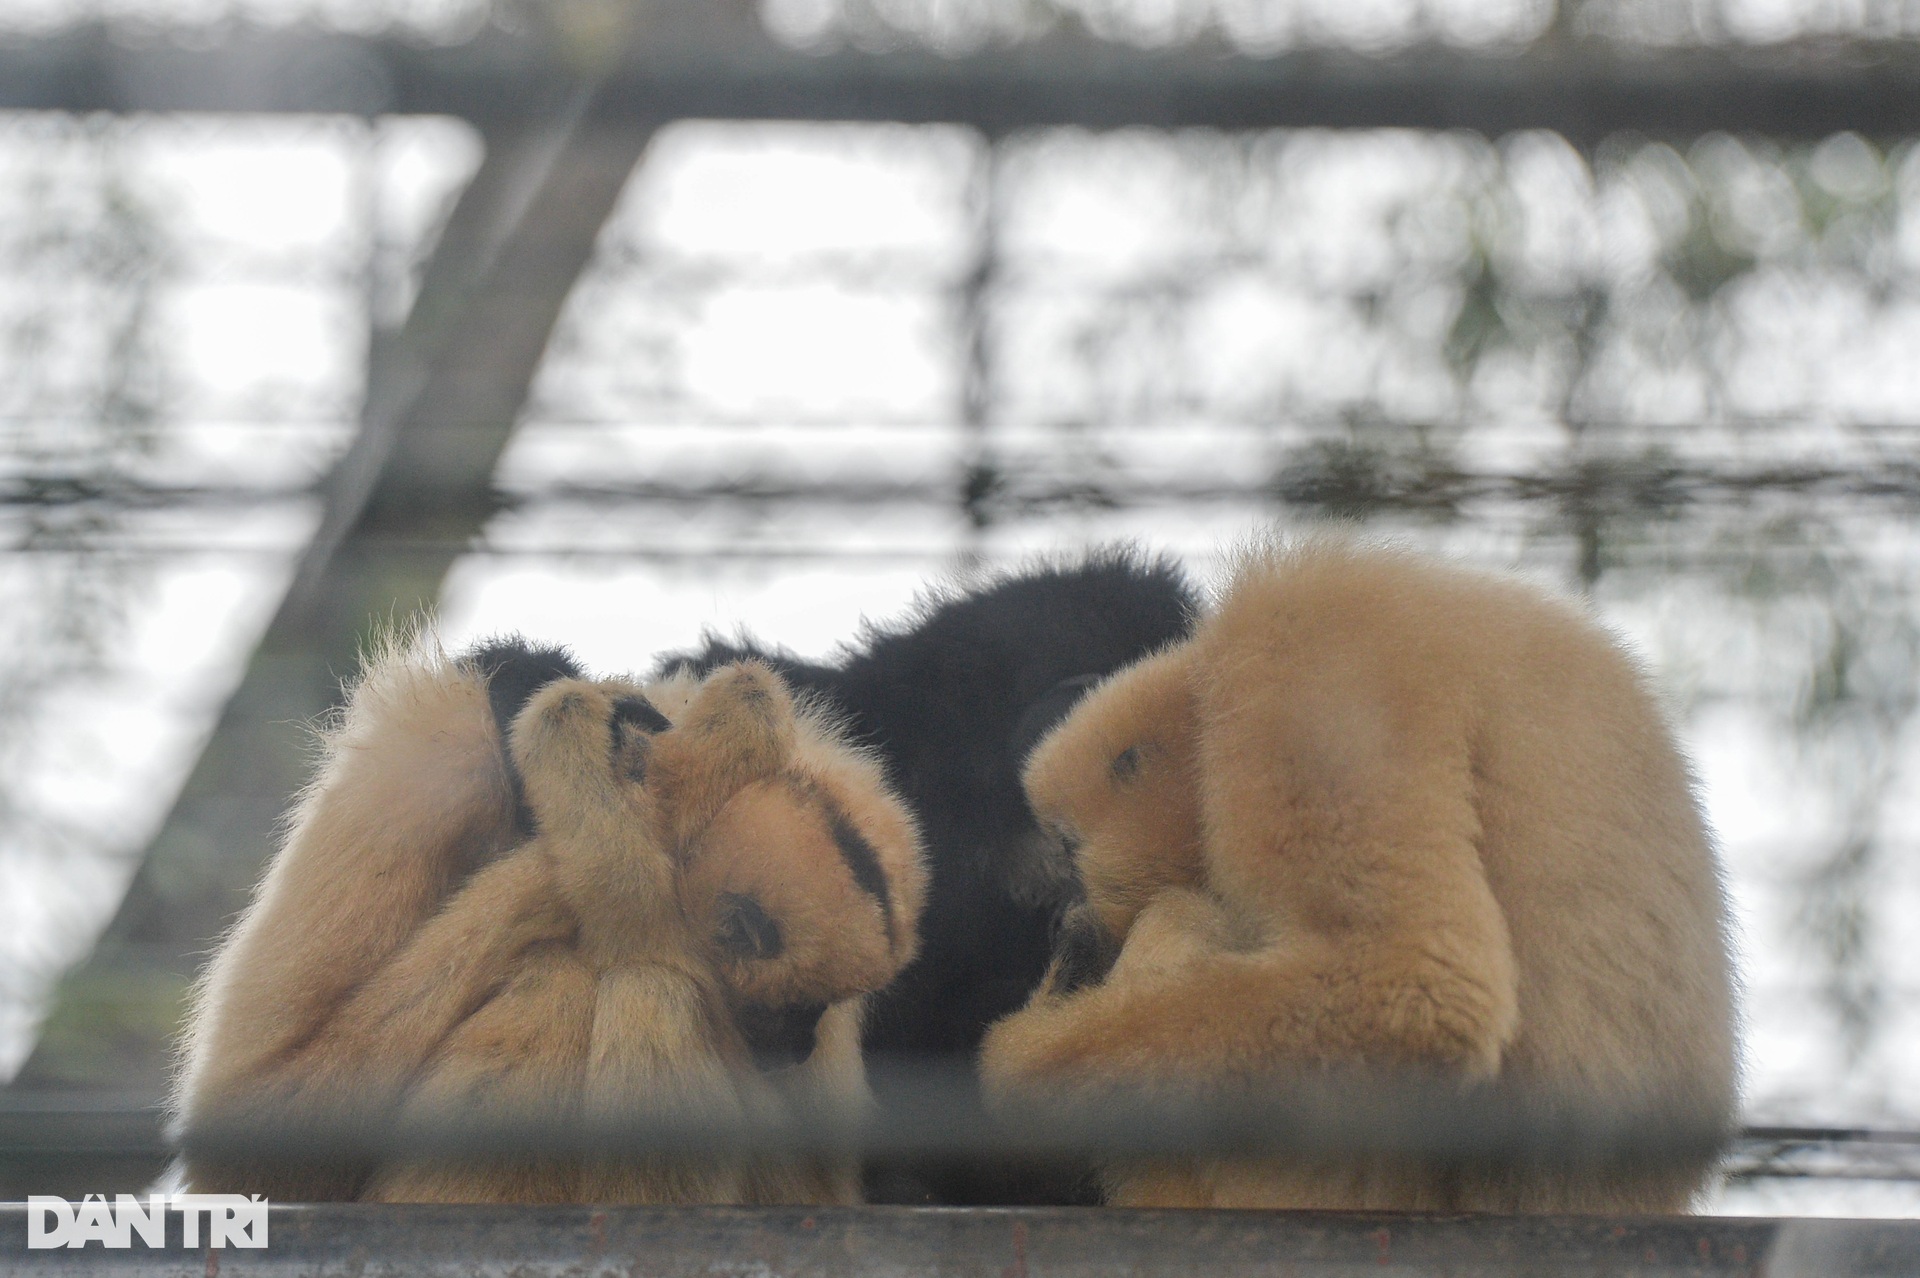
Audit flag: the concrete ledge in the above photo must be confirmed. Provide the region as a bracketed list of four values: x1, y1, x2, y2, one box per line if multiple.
[3, 1203, 1919, 1277]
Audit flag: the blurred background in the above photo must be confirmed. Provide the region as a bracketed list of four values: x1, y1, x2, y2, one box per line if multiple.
[3, 0, 1920, 1216]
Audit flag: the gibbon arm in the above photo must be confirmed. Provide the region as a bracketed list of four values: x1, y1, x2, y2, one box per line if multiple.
[180, 844, 573, 1198]
[183, 653, 518, 1103]
[365, 945, 599, 1204]
[980, 882, 1515, 1092]
[984, 640, 1521, 1094]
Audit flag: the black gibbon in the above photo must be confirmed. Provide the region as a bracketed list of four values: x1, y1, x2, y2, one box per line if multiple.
[659, 550, 1197, 1201]
[174, 636, 925, 1204]
[979, 539, 1739, 1212]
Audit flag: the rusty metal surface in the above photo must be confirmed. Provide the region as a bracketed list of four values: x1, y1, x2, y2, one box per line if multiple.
[3, 1204, 1919, 1277]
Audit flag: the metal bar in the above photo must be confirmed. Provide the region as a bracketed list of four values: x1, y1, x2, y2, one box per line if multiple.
[6, 458, 1920, 519]
[1, 16, 1918, 142]
[6, 1088, 1920, 1191]
[171, 1068, 1739, 1169]
[3, 1202, 1917, 1277]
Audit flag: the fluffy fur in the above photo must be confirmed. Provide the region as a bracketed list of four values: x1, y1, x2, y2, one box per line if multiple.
[979, 539, 1739, 1212]
[174, 637, 925, 1204]
[660, 551, 1196, 1202]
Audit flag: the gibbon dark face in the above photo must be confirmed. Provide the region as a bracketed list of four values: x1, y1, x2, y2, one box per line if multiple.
[717, 891, 785, 961]
[731, 998, 829, 1073]
[712, 893, 828, 1073]
[1021, 647, 1206, 943]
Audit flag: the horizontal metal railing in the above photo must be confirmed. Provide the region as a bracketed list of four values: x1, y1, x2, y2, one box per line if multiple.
[4, 1073, 1917, 1186]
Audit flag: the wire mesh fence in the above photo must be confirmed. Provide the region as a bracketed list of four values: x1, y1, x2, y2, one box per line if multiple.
[4, 0, 1920, 1235]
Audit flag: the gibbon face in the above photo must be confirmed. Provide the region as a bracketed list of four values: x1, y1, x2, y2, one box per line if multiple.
[683, 775, 920, 1008]
[681, 771, 923, 1069]
[1021, 646, 1206, 946]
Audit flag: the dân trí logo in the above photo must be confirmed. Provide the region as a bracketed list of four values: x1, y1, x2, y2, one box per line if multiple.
[26, 1195, 268, 1249]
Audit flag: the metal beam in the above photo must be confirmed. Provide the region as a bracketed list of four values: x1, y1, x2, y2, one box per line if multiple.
[2, 12, 1918, 142]
[11, 86, 656, 1100]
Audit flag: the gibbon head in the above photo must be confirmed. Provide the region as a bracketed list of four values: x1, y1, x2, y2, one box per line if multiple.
[1021, 644, 1206, 948]
[479, 641, 926, 1074]
[677, 723, 926, 1072]
[629, 660, 926, 1068]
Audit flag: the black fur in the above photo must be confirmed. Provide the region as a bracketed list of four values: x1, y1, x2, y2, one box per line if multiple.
[609, 695, 670, 782]
[1009, 673, 1104, 768]
[656, 550, 1196, 1203]
[464, 637, 586, 837]
[717, 892, 785, 961]
[1047, 901, 1123, 998]
[734, 999, 828, 1073]
[612, 695, 671, 736]
[828, 808, 895, 945]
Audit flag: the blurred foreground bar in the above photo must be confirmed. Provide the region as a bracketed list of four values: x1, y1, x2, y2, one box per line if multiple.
[3, 13, 1919, 143]
[4, 1076, 1919, 1200]
[3, 1203, 1919, 1277]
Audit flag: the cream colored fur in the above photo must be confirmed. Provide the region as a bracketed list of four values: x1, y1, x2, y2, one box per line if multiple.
[175, 639, 925, 1204]
[979, 539, 1738, 1212]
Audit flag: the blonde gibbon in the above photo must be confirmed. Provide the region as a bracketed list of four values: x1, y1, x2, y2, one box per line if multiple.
[174, 637, 926, 1204]
[979, 539, 1738, 1213]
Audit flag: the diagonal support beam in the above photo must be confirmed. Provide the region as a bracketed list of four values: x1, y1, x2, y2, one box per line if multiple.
[13, 91, 656, 1100]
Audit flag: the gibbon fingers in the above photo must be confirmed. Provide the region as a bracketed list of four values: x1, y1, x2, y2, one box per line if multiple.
[980, 538, 1738, 1213]
[176, 636, 925, 1204]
